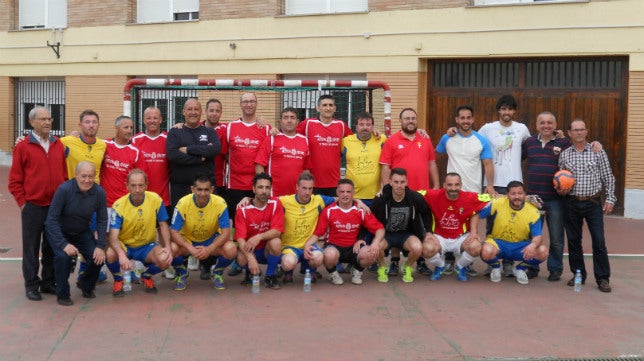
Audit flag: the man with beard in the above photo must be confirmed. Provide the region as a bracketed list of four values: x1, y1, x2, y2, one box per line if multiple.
[422, 173, 489, 282]
[479, 181, 548, 285]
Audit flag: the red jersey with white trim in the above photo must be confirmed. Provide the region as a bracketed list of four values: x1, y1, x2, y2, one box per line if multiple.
[297, 118, 352, 188]
[214, 122, 228, 188]
[379, 131, 436, 191]
[224, 120, 271, 190]
[254, 133, 311, 197]
[131, 132, 170, 206]
[313, 202, 383, 247]
[100, 140, 143, 207]
[234, 198, 285, 250]
[423, 189, 489, 239]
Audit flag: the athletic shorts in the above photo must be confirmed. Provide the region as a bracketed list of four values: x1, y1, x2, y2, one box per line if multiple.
[324, 244, 361, 266]
[485, 238, 531, 262]
[436, 233, 469, 255]
[384, 232, 414, 250]
[123, 242, 158, 264]
[282, 244, 322, 261]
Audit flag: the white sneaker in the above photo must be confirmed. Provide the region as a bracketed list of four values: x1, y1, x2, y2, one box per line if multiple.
[490, 267, 502, 283]
[187, 256, 199, 271]
[164, 267, 176, 279]
[514, 268, 529, 285]
[351, 268, 363, 285]
[328, 270, 344, 285]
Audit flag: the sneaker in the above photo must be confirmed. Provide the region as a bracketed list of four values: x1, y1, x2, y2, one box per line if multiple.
[430, 266, 445, 281]
[187, 255, 199, 271]
[503, 261, 514, 277]
[367, 263, 379, 273]
[351, 268, 363, 285]
[377, 265, 389, 283]
[173, 275, 188, 291]
[465, 264, 478, 277]
[282, 271, 294, 284]
[443, 262, 455, 275]
[402, 264, 414, 283]
[490, 267, 502, 283]
[416, 261, 432, 275]
[328, 270, 344, 285]
[514, 268, 529, 285]
[456, 266, 469, 282]
[240, 270, 252, 285]
[228, 261, 243, 277]
[388, 261, 399, 276]
[112, 280, 124, 297]
[164, 267, 176, 279]
[211, 273, 226, 290]
[141, 277, 158, 293]
[264, 275, 281, 289]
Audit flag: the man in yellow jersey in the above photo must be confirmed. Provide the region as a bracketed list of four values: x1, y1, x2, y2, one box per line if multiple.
[170, 175, 236, 291]
[60, 110, 106, 182]
[105, 169, 175, 296]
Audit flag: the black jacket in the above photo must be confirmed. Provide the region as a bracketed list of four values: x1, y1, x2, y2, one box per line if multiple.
[370, 184, 432, 240]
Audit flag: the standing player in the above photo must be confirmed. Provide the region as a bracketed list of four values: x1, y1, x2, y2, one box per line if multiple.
[422, 173, 489, 282]
[304, 179, 385, 285]
[296, 94, 352, 196]
[203, 98, 229, 197]
[60, 110, 106, 182]
[170, 175, 236, 291]
[105, 169, 174, 296]
[235, 173, 284, 289]
[255, 107, 311, 196]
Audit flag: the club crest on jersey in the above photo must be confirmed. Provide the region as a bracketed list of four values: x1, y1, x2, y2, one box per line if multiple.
[198, 210, 204, 218]
[137, 209, 143, 217]
[417, 142, 422, 149]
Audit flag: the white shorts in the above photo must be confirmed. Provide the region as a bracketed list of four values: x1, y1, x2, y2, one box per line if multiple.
[436, 233, 469, 255]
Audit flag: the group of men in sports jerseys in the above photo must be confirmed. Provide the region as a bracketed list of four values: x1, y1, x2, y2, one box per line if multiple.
[13, 91, 616, 306]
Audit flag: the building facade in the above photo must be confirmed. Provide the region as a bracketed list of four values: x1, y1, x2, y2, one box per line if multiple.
[1, 0, 643, 217]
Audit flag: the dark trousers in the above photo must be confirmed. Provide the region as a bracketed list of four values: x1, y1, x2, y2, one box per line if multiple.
[543, 198, 565, 273]
[50, 231, 102, 299]
[170, 183, 192, 213]
[564, 197, 611, 284]
[21, 203, 55, 291]
[314, 187, 336, 197]
[226, 189, 255, 226]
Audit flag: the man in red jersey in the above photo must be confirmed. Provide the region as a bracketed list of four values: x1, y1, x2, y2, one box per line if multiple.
[101, 115, 145, 209]
[296, 94, 352, 196]
[235, 173, 284, 289]
[304, 179, 384, 286]
[224, 92, 272, 221]
[131, 107, 170, 211]
[422, 173, 490, 282]
[255, 107, 311, 197]
[380, 108, 439, 192]
[9, 106, 68, 301]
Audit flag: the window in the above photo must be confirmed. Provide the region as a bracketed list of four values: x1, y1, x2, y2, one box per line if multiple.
[136, 88, 198, 132]
[137, 0, 199, 24]
[15, 79, 65, 138]
[284, 0, 367, 16]
[19, 0, 67, 29]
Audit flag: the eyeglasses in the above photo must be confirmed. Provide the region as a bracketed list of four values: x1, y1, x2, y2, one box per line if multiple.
[36, 117, 52, 122]
[240, 100, 257, 105]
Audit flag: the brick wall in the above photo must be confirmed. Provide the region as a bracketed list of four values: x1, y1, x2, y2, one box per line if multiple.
[0, 0, 14, 31]
[626, 71, 644, 189]
[0, 77, 15, 152]
[200, 0, 279, 20]
[65, 75, 129, 139]
[67, 0, 132, 27]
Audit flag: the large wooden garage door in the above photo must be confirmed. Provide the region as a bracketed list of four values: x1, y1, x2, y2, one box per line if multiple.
[427, 57, 627, 214]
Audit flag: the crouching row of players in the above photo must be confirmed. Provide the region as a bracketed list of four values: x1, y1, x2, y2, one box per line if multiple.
[103, 165, 548, 296]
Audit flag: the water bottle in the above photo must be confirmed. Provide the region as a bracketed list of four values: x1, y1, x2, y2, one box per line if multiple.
[251, 274, 260, 294]
[123, 270, 133, 292]
[574, 269, 582, 292]
[303, 269, 312, 293]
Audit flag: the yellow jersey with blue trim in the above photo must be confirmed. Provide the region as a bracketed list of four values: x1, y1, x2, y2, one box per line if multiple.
[171, 193, 230, 243]
[278, 194, 334, 249]
[61, 136, 106, 182]
[110, 191, 167, 248]
[342, 134, 384, 200]
[479, 196, 542, 243]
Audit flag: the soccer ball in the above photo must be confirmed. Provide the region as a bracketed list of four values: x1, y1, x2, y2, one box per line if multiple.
[553, 170, 575, 191]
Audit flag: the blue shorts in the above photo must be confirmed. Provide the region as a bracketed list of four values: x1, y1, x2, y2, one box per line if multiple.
[192, 233, 218, 248]
[125, 242, 158, 264]
[486, 238, 531, 261]
[282, 244, 322, 261]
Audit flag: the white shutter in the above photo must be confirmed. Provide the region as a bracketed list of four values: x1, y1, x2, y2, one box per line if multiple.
[137, 0, 172, 23]
[329, 0, 367, 13]
[19, 0, 46, 28]
[172, 0, 198, 13]
[47, 0, 67, 28]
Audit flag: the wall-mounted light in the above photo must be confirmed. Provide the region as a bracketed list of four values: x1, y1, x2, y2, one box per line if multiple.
[229, 42, 237, 49]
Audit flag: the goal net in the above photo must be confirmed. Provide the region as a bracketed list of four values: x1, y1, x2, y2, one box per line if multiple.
[124, 79, 392, 136]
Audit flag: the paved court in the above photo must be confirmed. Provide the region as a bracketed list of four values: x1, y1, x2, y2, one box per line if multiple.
[1, 166, 643, 361]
